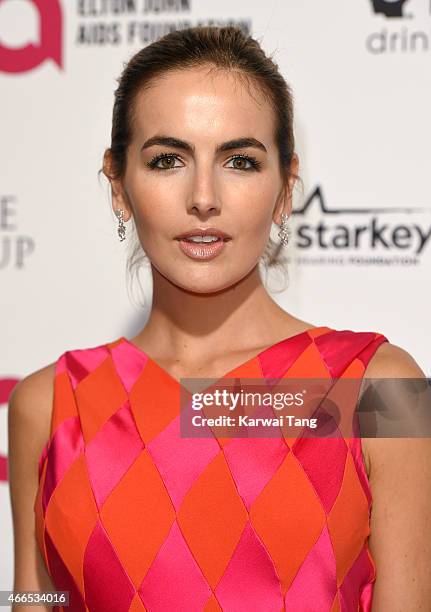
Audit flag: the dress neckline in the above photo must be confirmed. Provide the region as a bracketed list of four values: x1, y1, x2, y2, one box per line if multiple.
[118, 325, 331, 387]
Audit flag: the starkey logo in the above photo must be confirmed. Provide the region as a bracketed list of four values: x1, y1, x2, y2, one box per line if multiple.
[0, 0, 63, 73]
[370, 0, 411, 17]
[0, 378, 19, 483]
[290, 186, 431, 265]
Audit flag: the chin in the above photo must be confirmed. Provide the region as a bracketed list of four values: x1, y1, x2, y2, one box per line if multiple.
[166, 269, 246, 295]
[151, 254, 259, 293]
[176, 277, 235, 295]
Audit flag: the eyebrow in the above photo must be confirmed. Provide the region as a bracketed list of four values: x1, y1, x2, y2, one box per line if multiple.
[140, 135, 267, 154]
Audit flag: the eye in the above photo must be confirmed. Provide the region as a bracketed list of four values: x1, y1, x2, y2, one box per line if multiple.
[146, 153, 184, 171]
[226, 154, 262, 172]
[146, 152, 262, 172]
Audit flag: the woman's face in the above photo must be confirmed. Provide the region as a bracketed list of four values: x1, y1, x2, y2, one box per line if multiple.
[112, 65, 297, 293]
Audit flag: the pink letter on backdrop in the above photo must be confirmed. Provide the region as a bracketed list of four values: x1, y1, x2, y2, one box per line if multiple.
[0, 0, 62, 73]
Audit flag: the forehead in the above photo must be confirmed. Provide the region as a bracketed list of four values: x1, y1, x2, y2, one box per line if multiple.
[131, 66, 276, 143]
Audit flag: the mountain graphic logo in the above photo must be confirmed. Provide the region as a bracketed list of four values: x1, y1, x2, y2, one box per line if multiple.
[370, 0, 410, 17]
[291, 186, 431, 256]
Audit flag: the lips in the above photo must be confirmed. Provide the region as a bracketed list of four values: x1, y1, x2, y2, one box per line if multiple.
[177, 238, 228, 260]
[175, 227, 232, 241]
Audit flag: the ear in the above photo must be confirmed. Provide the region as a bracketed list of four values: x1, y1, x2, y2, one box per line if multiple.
[102, 149, 132, 221]
[273, 153, 299, 225]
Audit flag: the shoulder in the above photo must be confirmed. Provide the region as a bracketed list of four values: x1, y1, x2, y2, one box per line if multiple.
[360, 340, 429, 475]
[9, 361, 57, 408]
[8, 361, 57, 466]
[8, 338, 112, 452]
[8, 336, 116, 451]
[362, 340, 426, 378]
[358, 339, 428, 473]
[8, 362, 56, 500]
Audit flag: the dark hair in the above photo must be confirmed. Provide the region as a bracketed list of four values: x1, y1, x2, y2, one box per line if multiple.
[100, 25, 300, 301]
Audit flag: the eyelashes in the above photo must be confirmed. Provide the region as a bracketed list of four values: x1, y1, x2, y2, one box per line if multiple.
[146, 152, 180, 171]
[145, 152, 262, 172]
[227, 154, 262, 172]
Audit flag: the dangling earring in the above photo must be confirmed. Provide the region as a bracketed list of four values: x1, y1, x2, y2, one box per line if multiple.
[278, 212, 290, 247]
[115, 209, 126, 242]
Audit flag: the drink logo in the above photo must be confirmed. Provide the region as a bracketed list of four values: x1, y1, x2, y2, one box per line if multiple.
[366, 0, 431, 53]
[0, 0, 63, 73]
[370, 0, 410, 17]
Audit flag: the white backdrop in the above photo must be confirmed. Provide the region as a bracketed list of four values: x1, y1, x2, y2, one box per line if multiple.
[1, 0, 430, 596]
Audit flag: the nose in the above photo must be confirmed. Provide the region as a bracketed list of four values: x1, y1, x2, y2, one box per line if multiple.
[187, 166, 221, 217]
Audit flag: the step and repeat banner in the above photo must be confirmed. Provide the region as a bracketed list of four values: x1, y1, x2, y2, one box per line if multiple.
[1, 0, 430, 594]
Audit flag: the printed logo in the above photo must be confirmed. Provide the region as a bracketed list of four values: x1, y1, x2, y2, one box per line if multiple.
[370, 0, 411, 17]
[0, 0, 63, 73]
[289, 186, 431, 267]
[365, 0, 431, 53]
[1, 194, 36, 270]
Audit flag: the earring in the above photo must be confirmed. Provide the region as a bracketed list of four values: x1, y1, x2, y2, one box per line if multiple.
[115, 209, 126, 242]
[278, 212, 290, 247]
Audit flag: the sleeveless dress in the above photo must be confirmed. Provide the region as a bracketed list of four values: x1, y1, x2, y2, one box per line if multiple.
[34, 326, 389, 612]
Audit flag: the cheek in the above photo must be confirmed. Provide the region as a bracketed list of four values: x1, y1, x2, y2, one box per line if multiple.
[128, 186, 171, 240]
[240, 195, 276, 238]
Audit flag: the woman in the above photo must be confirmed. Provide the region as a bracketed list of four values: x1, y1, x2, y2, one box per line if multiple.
[8, 26, 431, 611]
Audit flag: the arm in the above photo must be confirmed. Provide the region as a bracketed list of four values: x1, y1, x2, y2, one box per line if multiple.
[361, 343, 431, 611]
[7, 363, 57, 612]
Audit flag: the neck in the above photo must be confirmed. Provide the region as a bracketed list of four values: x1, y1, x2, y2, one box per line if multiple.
[134, 263, 297, 361]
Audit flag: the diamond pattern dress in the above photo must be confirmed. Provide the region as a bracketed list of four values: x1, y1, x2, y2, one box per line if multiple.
[34, 325, 389, 611]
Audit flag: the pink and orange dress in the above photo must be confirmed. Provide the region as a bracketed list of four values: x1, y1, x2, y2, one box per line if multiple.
[34, 326, 388, 611]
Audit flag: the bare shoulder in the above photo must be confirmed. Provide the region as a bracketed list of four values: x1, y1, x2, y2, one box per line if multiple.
[363, 340, 427, 378]
[9, 361, 57, 405]
[8, 361, 57, 462]
[360, 341, 428, 474]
